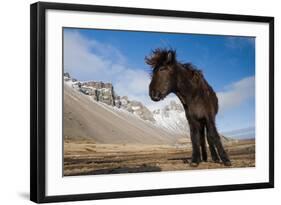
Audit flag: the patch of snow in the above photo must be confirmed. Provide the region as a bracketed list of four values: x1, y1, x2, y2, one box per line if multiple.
[153, 108, 190, 135]
[131, 106, 141, 110]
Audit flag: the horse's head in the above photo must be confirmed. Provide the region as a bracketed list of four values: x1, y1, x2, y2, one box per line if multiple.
[145, 48, 177, 101]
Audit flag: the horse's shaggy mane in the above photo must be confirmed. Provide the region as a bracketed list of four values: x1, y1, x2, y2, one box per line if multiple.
[182, 63, 214, 97]
[145, 48, 176, 68]
[182, 63, 204, 83]
[145, 48, 208, 88]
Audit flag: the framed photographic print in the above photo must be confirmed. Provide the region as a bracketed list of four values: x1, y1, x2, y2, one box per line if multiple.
[30, 2, 274, 203]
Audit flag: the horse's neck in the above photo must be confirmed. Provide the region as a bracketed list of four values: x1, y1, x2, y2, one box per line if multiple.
[175, 91, 187, 107]
[175, 66, 193, 106]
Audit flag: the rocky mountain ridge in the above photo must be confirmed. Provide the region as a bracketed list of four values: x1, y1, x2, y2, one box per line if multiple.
[64, 73, 155, 123]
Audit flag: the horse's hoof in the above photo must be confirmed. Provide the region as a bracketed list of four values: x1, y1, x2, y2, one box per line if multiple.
[202, 157, 208, 162]
[190, 162, 199, 167]
[212, 159, 220, 163]
[223, 161, 232, 166]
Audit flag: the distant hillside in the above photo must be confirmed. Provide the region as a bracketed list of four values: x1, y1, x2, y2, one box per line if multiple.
[64, 81, 182, 144]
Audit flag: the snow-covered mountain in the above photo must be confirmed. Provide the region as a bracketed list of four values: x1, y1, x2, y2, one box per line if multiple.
[152, 101, 189, 135]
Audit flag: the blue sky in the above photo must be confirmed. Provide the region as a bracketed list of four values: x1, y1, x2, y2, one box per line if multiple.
[63, 28, 255, 137]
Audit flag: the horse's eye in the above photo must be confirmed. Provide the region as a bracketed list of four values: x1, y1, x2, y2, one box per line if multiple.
[159, 67, 166, 71]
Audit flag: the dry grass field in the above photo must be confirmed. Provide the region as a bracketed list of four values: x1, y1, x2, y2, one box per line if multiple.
[64, 137, 255, 176]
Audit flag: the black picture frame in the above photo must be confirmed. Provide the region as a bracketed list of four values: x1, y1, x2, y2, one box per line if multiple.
[30, 1, 274, 203]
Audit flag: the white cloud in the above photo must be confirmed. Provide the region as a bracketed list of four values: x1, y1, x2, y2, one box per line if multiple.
[64, 31, 150, 102]
[224, 37, 255, 49]
[217, 76, 255, 112]
[64, 31, 110, 80]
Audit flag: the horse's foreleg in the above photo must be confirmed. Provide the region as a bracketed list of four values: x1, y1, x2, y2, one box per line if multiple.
[189, 120, 201, 167]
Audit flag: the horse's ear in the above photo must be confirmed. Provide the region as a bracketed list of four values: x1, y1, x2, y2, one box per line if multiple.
[166, 51, 176, 65]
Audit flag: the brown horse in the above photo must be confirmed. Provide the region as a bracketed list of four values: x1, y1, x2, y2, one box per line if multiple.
[145, 48, 231, 167]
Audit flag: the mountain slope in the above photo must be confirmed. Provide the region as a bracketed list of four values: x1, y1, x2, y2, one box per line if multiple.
[64, 83, 182, 145]
[152, 100, 190, 134]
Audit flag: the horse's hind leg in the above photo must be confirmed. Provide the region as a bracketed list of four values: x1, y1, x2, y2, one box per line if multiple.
[200, 124, 207, 162]
[206, 120, 231, 166]
[206, 129, 220, 163]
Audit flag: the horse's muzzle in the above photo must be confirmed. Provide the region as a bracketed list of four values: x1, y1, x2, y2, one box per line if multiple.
[150, 90, 162, 101]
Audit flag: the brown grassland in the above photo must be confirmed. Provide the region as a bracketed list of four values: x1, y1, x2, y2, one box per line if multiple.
[64, 136, 255, 176]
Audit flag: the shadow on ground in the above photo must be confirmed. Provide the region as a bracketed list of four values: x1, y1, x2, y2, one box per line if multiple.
[69, 164, 162, 176]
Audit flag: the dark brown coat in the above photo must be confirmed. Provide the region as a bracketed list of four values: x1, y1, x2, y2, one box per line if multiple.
[145, 48, 231, 166]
